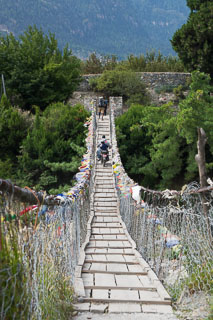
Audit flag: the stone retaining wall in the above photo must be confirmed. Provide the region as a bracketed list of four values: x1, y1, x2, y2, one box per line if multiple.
[140, 72, 191, 89]
[78, 72, 191, 92]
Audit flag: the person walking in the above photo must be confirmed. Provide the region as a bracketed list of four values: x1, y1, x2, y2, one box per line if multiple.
[98, 97, 105, 120]
[104, 98, 108, 116]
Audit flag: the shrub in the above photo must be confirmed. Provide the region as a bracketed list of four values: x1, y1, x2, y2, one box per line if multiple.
[90, 70, 150, 106]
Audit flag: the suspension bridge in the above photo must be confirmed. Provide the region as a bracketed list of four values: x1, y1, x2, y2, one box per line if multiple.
[0, 97, 212, 319]
[74, 114, 173, 315]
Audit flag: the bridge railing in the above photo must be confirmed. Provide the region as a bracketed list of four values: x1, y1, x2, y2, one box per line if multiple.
[0, 101, 96, 320]
[110, 97, 213, 301]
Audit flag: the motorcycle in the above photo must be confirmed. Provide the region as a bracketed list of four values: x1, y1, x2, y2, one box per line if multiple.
[101, 150, 108, 167]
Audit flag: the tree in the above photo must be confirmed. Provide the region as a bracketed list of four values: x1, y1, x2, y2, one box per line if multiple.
[177, 71, 213, 179]
[177, 71, 213, 145]
[82, 53, 103, 74]
[115, 71, 213, 189]
[116, 103, 186, 189]
[81, 53, 118, 74]
[0, 95, 28, 179]
[18, 103, 90, 192]
[186, 0, 208, 11]
[171, 1, 213, 78]
[125, 52, 185, 72]
[140, 103, 186, 189]
[0, 26, 82, 111]
[115, 104, 152, 184]
[90, 70, 150, 106]
[101, 55, 118, 71]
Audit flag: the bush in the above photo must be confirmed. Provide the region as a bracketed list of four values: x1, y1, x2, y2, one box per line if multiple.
[90, 70, 150, 106]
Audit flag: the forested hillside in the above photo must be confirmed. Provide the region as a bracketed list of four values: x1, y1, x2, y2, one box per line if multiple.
[0, 0, 189, 58]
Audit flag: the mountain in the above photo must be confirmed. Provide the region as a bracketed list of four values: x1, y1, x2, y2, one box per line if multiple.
[0, 0, 189, 59]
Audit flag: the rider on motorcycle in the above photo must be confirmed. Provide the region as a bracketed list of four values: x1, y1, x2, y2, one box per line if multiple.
[97, 135, 111, 161]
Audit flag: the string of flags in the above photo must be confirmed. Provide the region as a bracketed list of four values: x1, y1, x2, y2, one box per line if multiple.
[64, 112, 94, 200]
[63, 101, 97, 201]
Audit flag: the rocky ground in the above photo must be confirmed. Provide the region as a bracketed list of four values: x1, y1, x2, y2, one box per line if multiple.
[175, 292, 212, 320]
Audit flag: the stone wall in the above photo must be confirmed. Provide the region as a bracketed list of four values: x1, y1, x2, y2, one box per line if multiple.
[139, 72, 191, 89]
[73, 72, 191, 116]
[78, 72, 191, 92]
[68, 91, 99, 112]
[109, 96, 123, 117]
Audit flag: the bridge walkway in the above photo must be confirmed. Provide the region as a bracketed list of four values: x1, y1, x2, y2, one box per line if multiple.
[74, 115, 173, 315]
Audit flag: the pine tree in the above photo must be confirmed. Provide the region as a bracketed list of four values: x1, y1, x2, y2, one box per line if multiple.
[171, 0, 213, 78]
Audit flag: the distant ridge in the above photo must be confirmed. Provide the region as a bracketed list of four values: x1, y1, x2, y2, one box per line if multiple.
[0, 0, 189, 58]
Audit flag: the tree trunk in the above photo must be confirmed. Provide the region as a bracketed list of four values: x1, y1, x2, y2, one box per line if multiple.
[195, 127, 212, 244]
[195, 127, 207, 189]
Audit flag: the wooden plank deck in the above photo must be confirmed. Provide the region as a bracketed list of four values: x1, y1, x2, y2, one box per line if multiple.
[74, 115, 173, 315]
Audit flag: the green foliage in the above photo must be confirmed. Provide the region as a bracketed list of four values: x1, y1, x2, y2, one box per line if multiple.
[90, 70, 150, 106]
[82, 53, 103, 74]
[116, 103, 187, 189]
[0, 159, 14, 178]
[187, 0, 208, 11]
[155, 85, 177, 94]
[141, 103, 186, 188]
[185, 260, 213, 293]
[182, 243, 213, 294]
[39, 265, 74, 319]
[115, 104, 152, 185]
[101, 55, 118, 71]
[83, 51, 185, 74]
[18, 103, 90, 192]
[177, 71, 213, 178]
[0, 198, 75, 319]
[171, 1, 213, 78]
[173, 85, 186, 102]
[0, 25, 82, 111]
[0, 95, 28, 178]
[81, 53, 118, 74]
[0, 220, 29, 319]
[0, 79, 90, 194]
[177, 71, 213, 144]
[120, 52, 185, 72]
[116, 71, 213, 189]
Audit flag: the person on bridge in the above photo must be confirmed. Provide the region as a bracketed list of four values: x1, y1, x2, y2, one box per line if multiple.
[98, 97, 105, 120]
[104, 98, 108, 116]
[97, 135, 111, 161]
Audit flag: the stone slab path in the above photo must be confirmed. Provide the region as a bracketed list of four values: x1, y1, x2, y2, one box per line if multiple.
[74, 115, 176, 318]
